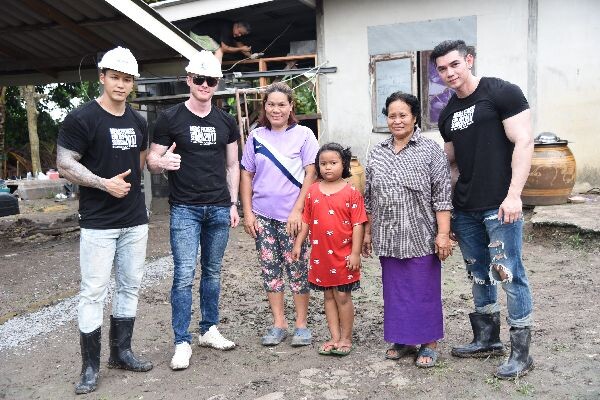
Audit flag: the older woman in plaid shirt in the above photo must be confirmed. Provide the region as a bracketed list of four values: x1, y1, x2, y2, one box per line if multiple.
[362, 91, 453, 368]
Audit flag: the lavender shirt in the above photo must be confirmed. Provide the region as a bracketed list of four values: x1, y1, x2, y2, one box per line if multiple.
[241, 124, 319, 222]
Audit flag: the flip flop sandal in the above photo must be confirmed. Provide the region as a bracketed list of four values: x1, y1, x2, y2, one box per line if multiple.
[318, 343, 336, 355]
[331, 344, 353, 356]
[415, 346, 439, 368]
[385, 343, 417, 360]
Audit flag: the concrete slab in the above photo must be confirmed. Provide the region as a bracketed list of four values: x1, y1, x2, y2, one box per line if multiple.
[531, 195, 600, 233]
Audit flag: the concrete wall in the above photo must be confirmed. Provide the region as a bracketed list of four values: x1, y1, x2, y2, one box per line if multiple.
[537, 0, 600, 184]
[319, 0, 530, 162]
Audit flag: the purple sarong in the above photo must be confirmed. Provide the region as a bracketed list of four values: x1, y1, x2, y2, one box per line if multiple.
[381, 254, 444, 345]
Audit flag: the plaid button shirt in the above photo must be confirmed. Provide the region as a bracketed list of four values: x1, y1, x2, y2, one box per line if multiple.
[364, 129, 452, 259]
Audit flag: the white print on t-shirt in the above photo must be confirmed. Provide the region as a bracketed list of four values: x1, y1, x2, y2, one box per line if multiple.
[110, 128, 137, 150]
[190, 126, 216, 145]
[450, 105, 476, 131]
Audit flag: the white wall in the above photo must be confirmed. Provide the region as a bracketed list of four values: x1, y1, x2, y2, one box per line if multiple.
[537, 0, 600, 182]
[319, 0, 529, 162]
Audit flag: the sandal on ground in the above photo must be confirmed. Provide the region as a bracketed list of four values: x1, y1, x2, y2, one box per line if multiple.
[385, 343, 417, 360]
[291, 328, 313, 347]
[415, 346, 438, 368]
[261, 327, 288, 346]
[331, 344, 353, 356]
[318, 342, 336, 355]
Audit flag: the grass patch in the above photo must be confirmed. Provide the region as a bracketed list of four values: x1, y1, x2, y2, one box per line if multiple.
[568, 233, 584, 249]
[515, 381, 535, 396]
[485, 375, 501, 390]
[431, 359, 454, 375]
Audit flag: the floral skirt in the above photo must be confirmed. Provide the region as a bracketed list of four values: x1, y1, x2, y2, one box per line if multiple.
[255, 214, 309, 294]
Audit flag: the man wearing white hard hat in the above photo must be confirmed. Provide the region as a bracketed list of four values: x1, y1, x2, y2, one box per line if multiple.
[57, 46, 153, 394]
[147, 50, 240, 370]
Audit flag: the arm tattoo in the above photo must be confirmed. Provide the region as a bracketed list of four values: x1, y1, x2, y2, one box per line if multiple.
[56, 145, 106, 191]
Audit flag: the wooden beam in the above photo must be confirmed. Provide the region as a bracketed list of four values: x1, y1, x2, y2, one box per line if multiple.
[222, 54, 316, 67]
[21, 0, 112, 49]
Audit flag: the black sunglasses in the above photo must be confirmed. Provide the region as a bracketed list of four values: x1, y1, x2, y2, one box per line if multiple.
[192, 75, 219, 87]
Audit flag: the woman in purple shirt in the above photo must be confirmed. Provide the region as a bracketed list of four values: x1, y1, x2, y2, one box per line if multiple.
[240, 82, 319, 347]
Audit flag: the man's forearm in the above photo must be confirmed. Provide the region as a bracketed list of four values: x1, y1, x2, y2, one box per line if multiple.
[508, 140, 534, 197]
[221, 43, 245, 54]
[226, 163, 240, 203]
[56, 146, 105, 191]
[449, 162, 459, 190]
[146, 150, 165, 174]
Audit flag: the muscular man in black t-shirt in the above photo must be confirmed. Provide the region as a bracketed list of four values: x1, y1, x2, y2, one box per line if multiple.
[147, 50, 240, 371]
[57, 47, 152, 394]
[432, 40, 534, 379]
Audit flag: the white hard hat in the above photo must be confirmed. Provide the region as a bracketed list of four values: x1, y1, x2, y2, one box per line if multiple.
[185, 50, 223, 78]
[98, 46, 140, 78]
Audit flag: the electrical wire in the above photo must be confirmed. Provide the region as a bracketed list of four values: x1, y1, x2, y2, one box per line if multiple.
[221, 23, 293, 73]
[77, 54, 97, 102]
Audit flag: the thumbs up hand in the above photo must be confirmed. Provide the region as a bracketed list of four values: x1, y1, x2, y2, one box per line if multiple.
[160, 142, 181, 171]
[104, 169, 132, 198]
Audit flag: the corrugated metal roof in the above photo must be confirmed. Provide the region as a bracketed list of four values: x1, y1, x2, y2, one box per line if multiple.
[0, 0, 202, 85]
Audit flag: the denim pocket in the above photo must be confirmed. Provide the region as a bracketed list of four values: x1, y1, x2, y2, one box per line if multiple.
[211, 206, 231, 226]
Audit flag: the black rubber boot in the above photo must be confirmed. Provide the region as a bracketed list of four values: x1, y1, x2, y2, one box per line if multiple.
[451, 312, 505, 358]
[75, 327, 101, 395]
[107, 316, 153, 372]
[495, 327, 534, 379]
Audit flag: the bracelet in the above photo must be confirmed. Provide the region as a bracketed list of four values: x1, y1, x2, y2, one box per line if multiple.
[231, 201, 237, 206]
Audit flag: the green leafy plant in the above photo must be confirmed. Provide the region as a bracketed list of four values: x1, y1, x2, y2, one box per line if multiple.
[293, 80, 317, 115]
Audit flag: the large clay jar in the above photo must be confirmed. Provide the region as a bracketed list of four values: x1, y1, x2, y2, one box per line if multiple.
[522, 132, 576, 206]
[347, 156, 366, 194]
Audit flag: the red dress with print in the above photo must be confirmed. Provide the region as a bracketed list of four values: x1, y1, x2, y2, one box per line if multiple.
[302, 183, 368, 287]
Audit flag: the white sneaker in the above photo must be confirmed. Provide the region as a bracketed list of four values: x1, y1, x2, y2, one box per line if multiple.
[198, 325, 236, 350]
[170, 342, 192, 370]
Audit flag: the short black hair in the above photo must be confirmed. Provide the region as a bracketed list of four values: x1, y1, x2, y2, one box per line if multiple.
[382, 91, 421, 128]
[430, 40, 476, 65]
[234, 21, 251, 34]
[315, 142, 352, 180]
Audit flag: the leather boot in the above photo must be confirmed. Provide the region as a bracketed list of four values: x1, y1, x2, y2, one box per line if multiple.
[75, 327, 101, 395]
[451, 312, 505, 358]
[495, 327, 534, 379]
[107, 316, 153, 372]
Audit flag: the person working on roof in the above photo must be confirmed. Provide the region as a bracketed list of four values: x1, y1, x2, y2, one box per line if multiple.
[190, 18, 252, 63]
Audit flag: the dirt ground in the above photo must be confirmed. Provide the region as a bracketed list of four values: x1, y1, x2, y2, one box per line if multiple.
[0, 199, 599, 399]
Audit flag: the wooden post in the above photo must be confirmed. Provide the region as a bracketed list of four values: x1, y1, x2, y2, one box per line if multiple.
[235, 90, 245, 147]
[258, 59, 268, 88]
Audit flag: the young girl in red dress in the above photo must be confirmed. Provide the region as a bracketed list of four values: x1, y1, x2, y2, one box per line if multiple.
[292, 143, 367, 356]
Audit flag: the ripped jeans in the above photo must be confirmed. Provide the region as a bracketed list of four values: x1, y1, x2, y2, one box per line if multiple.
[452, 208, 533, 327]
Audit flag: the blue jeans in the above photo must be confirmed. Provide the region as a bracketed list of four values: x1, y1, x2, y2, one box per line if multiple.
[78, 224, 148, 333]
[452, 208, 533, 327]
[170, 204, 230, 344]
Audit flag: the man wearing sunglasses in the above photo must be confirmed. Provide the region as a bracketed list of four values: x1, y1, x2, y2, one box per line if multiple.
[190, 18, 252, 63]
[147, 51, 241, 370]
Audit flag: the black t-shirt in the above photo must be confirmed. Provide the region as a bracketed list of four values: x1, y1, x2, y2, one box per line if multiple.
[190, 18, 236, 47]
[152, 103, 240, 206]
[58, 101, 149, 229]
[438, 77, 529, 211]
